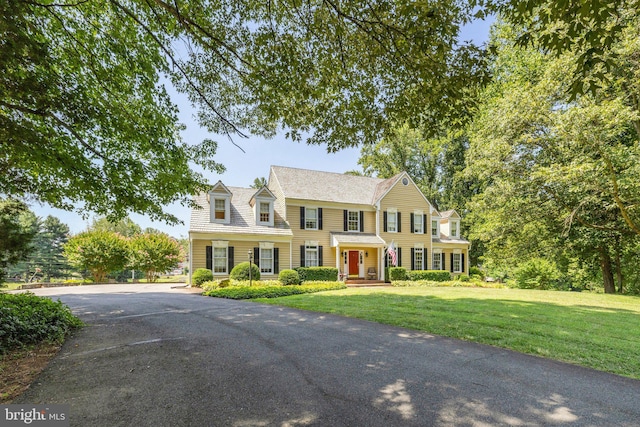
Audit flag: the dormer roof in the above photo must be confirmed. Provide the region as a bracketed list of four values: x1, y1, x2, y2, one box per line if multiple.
[249, 186, 276, 207]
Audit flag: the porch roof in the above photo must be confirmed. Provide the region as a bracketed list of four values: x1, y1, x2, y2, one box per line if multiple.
[330, 232, 386, 248]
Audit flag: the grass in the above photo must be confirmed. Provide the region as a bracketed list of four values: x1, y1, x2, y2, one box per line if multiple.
[256, 287, 640, 379]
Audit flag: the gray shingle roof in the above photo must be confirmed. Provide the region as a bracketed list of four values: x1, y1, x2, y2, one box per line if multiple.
[270, 166, 391, 205]
[190, 187, 292, 236]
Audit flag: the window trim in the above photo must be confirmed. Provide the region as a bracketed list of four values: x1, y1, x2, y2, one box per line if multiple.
[413, 211, 424, 234]
[305, 207, 318, 230]
[413, 247, 424, 270]
[305, 244, 319, 267]
[432, 251, 441, 270]
[211, 195, 230, 224]
[259, 247, 273, 274]
[347, 210, 360, 232]
[212, 247, 228, 274]
[453, 252, 462, 273]
[387, 209, 398, 233]
[431, 220, 439, 237]
[450, 220, 459, 238]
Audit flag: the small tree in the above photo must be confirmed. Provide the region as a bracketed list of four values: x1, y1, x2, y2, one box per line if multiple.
[0, 199, 37, 283]
[64, 231, 129, 283]
[129, 233, 181, 282]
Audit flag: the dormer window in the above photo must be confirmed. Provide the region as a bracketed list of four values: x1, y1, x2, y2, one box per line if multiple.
[250, 186, 276, 227]
[431, 220, 439, 237]
[214, 199, 226, 220]
[451, 221, 459, 238]
[259, 202, 270, 223]
[208, 181, 232, 225]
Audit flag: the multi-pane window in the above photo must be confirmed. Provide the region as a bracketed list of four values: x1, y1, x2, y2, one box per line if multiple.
[387, 211, 397, 232]
[214, 199, 226, 220]
[305, 208, 318, 229]
[348, 211, 360, 231]
[414, 248, 424, 270]
[432, 251, 441, 270]
[414, 213, 424, 234]
[451, 221, 458, 238]
[259, 202, 270, 223]
[453, 253, 462, 273]
[213, 247, 227, 273]
[431, 220, 439, 237]
[260, 248, 273, 274]
[305, 244, 319, 267]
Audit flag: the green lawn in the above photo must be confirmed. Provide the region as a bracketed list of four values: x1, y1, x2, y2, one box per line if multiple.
[256, 287, 640, 379]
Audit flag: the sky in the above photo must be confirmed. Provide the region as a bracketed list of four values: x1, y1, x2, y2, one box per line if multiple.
[29, 16, 494, 239]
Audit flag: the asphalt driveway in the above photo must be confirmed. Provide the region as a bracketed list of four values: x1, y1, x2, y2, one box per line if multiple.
[14, 283, 640, 426]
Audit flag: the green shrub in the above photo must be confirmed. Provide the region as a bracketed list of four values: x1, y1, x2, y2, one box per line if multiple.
[204, 281, 346, 299]
[406, 270, 451, 282]
[392, 280, 505, 289]
[229, 262, 261, 281]
[192, 268, 213, 287]
[279, 269, 300, 285]
[230, 280, 282, 287]
[201, 279, 230, 292]
[514, 258, 560, 290]
[455, 274, 471, 282]
[295, 267, 338, 282]
[0, 292, 83, 353]
[469, 266, 485, 279]
[389, 267, 407, 281]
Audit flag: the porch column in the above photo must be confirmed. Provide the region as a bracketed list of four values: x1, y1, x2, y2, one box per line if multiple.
[335, 245, 340, 279]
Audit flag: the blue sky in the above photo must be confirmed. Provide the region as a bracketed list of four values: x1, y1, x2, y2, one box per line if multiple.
[30, 17, 493, 238]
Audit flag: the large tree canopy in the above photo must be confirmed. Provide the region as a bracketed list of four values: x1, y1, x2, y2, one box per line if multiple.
[3, 0, 637, 224]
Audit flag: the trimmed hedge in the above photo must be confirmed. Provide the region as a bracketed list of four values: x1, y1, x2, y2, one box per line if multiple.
[0, 292, 83, 353]
[392, 279, 506, 289]
[389, 267, 408, 281]
[204, 281, 346, 299]
[279, 269, 300, 285]
[407, 270, 452, 282]
[295, 267, 338, 282]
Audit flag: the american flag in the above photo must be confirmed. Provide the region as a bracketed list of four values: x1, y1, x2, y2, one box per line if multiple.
[387, 241, 397, 266]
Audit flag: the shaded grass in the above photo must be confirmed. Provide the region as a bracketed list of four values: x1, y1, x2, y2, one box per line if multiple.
[256, 287, 640, 379]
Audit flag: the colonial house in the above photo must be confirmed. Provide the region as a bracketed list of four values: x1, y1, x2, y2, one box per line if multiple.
[188, 166, 470, 282]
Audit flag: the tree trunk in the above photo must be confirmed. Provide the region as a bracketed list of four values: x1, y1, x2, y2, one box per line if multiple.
[599, 247, 616, 294]
[615, 238, 624, 294]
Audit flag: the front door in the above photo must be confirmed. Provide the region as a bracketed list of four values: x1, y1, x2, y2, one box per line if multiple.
[348, 251, 359, 276]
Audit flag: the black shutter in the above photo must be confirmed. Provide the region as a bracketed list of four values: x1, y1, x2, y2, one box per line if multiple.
[410, 213, 415, 233]
[450, 253, 454, 273]
[254, 247, 260, 267]
[318, 246, 323, 266]
[300, 207, 305, 229]
[397, 212, 402, 233]
[411, 248, 415, 270]
[359, 211, 364, 232]
[343, 210, 348, 231]
[424, 249, 427, 270]
[300, 245, 305, 267]
[384, 251, 388, 267]
[397, 247, 402, 267]
[383, 211, 388, 232]
[206, 246, 212, 270]
[423, 215, 428, 234]
[274, 248, 280, 274]
[318, 208, 323, 230]
[441, 253, 445, 270]
[228, 246, 234, 273]
[462, 254, 465, 273]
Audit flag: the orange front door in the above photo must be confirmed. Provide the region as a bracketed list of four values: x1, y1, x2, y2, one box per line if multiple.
[348, 251, 359, 276]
